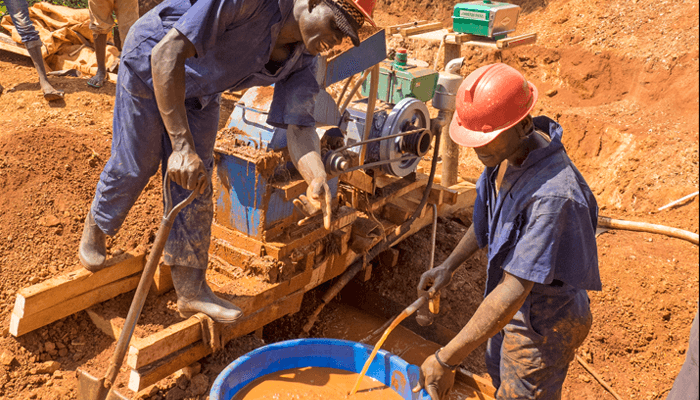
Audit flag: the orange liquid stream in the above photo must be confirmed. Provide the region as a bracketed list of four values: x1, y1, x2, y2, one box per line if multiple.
[349, 296, 427, 396]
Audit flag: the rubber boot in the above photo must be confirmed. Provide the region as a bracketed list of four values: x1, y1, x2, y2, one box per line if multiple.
[170, 265, 243, 324]
[78, 210, 107, 271]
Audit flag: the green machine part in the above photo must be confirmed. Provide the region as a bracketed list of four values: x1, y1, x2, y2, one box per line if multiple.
[452, 0, 520, 39]
[361, 60, 439, 105]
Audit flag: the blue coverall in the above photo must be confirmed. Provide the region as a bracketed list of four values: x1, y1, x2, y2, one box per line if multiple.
[4, 0, 42, 50]
[90, 0, 319, 270]
[472, 116, 602, 399]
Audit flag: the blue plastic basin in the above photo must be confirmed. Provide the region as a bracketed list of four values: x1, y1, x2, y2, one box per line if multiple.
[210, 338, 430, 400]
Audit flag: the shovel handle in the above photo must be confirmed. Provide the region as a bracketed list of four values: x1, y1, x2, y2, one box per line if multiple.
[102, 174, 206, 390]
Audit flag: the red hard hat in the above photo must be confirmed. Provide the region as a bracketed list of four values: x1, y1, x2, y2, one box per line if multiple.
[449, 63, 538, 148]
[347, 0, 377, 27]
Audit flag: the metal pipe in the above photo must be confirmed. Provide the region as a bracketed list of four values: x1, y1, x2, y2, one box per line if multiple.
[336, 73, 356, 104]
[359, 64, 380, 166]
[338, 69, 370, 119]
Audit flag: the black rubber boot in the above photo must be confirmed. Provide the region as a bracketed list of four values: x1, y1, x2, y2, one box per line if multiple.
[78, 210, 107, 272]
[170, 265, 243, 324]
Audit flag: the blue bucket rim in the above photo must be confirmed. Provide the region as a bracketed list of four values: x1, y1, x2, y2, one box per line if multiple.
[210, 338, 429, 399]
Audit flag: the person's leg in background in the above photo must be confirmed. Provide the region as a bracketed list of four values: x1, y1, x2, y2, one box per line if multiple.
[114, 0, 139, 47]
[4, 0, 64, 100]
[86, 0, 116, 88]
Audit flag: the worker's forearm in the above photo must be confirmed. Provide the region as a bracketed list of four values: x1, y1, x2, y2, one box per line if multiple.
[440, 273, 534, 366]
[442, 224, 479, 273]
[287, 124, 327, 184]
[152, 29, 197, 152]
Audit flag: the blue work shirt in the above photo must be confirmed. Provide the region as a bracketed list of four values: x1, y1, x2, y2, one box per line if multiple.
[119, 0, 319, 128]
[473, 116, 602, 296]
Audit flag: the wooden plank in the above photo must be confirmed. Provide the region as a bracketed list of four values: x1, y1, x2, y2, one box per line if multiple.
[386, 20, 427, 35]
[271, 178, 307, 202]
[496, 32, 538, 49]
[368, 179, 426, 213]
[456, 367, 496, 399]
[12, 252, 145, 319]
[151, 264, 173, 295]
[340, 169, 375, 194]
[0, 33, 29, 57]
[10, 274, 141, 337]
[127, 316, 201, 369]
[128, 291, 303, 392]
[399, 22, 443, 37]
[86, 308, 122, 340]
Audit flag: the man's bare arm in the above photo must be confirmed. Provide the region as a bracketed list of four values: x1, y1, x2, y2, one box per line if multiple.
[441, 271, 534, 365]
[151, 29, 206, 192]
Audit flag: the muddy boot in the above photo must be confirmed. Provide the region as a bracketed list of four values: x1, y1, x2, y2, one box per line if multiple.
[171, 265, 243, 324]
[78, 210, 107, 271]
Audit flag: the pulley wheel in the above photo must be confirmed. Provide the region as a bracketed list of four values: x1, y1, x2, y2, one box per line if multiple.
[380, 98, 431, 177]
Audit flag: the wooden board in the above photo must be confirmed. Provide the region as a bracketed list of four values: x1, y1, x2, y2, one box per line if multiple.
[10, 274, 141, 337]
[399, 22, 444, 37]
[0, 33, 29, 57]
[9, 252, 146, 336]
[127, 290, 303, 392]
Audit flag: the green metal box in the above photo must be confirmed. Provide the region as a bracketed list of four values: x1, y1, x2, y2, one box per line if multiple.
[452, 0, 520, 39]
[361, 60, 438, 105]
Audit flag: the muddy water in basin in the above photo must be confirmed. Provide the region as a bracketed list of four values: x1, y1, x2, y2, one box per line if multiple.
[231, 367, 404, 399]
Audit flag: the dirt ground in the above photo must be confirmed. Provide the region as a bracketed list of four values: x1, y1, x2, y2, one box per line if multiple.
[0, 0, 698, 398]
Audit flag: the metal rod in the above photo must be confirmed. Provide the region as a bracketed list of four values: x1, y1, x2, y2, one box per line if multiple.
[360, 64, 380, 166]
[336, 73, 356, 103]
[338, 69, 370, 118]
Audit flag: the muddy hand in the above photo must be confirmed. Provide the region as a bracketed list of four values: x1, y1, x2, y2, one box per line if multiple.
[412, 354, 455, 400]
[167, 149, 207, 194]
[418, 264, 452, 299]
[293, 177, 332, 230]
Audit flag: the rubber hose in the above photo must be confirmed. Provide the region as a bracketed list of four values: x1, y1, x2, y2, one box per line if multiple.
[598, 216, 698, 245]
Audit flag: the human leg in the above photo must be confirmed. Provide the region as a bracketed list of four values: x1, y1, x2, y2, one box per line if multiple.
[666, 305, 699, 400]
[81, 69, 165, 270]
[4, 0, 63, 100]
[485, 331, 504, 390]
[164, 95, 242, 323]
[87, 0, 116, 88]
[495, 288, 592, 399]
[115, 0, 140, 46]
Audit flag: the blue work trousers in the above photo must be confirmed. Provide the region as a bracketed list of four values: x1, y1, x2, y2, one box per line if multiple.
[485, 284, 592, 399]
[90, 66, 220, 270]
[667, 304, 699, 400]
[4, 0, 41, 46]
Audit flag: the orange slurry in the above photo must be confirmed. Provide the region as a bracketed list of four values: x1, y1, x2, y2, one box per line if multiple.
[349, 296, 427, 396]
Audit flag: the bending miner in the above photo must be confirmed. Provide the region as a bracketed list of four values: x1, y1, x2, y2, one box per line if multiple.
[78, 0, 375, 323]
[413, 63, 602, 400]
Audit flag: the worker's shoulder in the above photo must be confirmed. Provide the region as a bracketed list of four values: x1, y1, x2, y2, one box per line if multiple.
[521, 153, 595, 209]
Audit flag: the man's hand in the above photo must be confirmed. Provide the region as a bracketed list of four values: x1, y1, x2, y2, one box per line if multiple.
[167, 149, 207, 194]
[293, 177, 332, 230]
[412, 354, 455, 400]
[418, 264, 452, 299]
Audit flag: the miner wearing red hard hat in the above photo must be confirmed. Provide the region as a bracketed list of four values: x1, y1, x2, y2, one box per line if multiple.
[414, 63, 601, 400]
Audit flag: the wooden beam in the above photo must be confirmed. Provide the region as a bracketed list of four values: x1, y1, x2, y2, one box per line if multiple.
[12, 252, 145, 319]
[10, 274, 141, 337]
[128, 291, 303, 392]
[496, 32, 538, 49]
[386, 21, 427, 35]
[399, 22, 444, 37]
[151, 264, 173, 295]
[0, 33, 29, 57]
